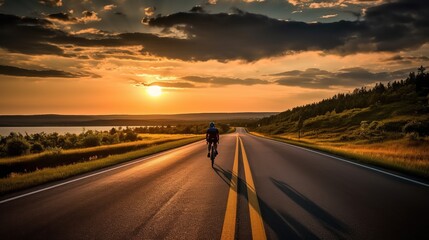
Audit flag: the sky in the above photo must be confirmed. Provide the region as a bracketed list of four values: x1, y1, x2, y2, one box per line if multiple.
[0, 0, 428, 115]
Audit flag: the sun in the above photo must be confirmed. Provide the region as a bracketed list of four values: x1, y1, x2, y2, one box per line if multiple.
[146, 85, 162, 97]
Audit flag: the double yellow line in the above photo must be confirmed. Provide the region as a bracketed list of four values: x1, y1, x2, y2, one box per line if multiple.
[221, 136, 267, 240]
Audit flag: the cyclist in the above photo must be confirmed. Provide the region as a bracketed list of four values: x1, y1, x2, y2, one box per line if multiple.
[206, 122, 219, 158]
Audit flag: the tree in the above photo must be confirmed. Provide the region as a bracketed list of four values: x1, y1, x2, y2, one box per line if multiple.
[297, 116, 304, 139]
[81, 135, 101, 147]
[30, 142, 44, 153]
[6, 138, 30, 156]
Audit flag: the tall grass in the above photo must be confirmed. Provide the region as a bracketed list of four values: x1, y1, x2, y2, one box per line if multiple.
[0, 136, 204, 195]
[0, 134, 200, 177]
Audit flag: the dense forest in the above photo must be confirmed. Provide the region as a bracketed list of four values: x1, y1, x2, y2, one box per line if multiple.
[253, 66, 429, 138]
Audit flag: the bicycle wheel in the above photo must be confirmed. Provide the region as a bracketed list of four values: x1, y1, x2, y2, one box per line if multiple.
[210, 145, 215, 167]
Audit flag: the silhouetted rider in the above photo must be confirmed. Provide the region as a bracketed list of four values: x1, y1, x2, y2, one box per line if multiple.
[206, 122, 219, 158]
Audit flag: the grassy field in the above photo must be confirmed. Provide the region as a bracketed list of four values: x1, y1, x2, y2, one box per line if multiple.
[0, 134, 199, 177]
[0, 134, 204, 195]
[251, 132, 429, 179]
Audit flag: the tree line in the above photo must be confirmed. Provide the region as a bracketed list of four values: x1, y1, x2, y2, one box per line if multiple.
[254, 66, 429, 136]
[0, 123, 230, 157]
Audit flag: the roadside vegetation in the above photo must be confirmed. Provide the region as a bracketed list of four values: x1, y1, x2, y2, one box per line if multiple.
[250, 66, 429, 178]
[0, 123, 231, 157]
[0, 137, 204, 195]
[0, 123, 233, 195]
[0, 134, 201, 178]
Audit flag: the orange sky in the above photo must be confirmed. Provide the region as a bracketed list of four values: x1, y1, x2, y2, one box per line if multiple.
[0, 0, 428, 114]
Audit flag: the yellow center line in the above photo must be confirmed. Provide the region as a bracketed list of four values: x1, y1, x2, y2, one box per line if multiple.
[240, 137, 267, 240]
[221, 135, 239, 240]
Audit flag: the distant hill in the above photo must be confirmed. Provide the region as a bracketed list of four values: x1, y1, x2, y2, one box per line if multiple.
[0, 112, 277, 126]
[253, 66, 429, 139]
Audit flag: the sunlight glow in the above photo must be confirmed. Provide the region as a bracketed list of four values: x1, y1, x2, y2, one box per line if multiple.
[147, 85, 162, 97]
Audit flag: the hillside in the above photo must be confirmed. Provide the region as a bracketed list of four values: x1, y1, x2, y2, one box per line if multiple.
[253, 66, 429, 140]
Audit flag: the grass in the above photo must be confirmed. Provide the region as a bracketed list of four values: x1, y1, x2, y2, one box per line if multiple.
[250, 131, 429, 180]
[0, 136, 204, 195]
[0, 134, 200, 177]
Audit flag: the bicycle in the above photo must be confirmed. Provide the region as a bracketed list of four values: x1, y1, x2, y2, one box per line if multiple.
[208, 141, 218, 167]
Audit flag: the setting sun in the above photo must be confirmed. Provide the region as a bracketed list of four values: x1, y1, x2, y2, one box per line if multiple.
[146, 85, 162, 97]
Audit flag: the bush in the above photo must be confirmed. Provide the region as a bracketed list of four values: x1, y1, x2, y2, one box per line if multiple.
[81, 135, 101, 148]
[124, 132, 138, 142]
[30, 142, 44, 153]
[403, 121, 429, 136]
[6, 138, 30, 156]
[405, 132, 420, 141]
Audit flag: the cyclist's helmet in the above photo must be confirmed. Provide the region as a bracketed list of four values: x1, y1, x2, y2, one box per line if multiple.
[209, 122, 215, 128]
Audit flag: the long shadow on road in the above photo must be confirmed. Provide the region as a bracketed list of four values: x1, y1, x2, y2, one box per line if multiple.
[270, 178, 350, 239]
[213, 164, 321, 240]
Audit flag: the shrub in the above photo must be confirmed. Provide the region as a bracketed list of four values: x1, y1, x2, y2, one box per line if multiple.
[124, 132, 138, 142]
[81, 135, 101, 148]
[403, 121, 428, 136]
[30, 142, 44, 153]
[6, 138, 30, 156]
[405, 132, 420, 141]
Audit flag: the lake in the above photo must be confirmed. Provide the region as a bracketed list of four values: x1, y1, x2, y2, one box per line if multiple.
[0, 126, 140, 136]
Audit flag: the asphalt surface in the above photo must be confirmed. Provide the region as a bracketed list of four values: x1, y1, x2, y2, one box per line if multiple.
[1, 127, 428, 239]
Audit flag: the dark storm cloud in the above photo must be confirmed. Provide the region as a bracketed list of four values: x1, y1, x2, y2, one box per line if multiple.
[385, 55, 429, 63]
[183, 76, 270, 86]
[0, 0, 428, 61]
[141, 0, 429, 60]
[145, 11, 361, 61]
[189, 5, 206, 13]
[47, 12, 77, 22]
[274, 67, 415, 89]
[0, 65, 78, 78]
[0, 14, 65, 55]
[357, 0, 429, 53]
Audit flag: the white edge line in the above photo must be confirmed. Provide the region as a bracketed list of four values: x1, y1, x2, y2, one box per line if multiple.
[0, 140, 205, 205]
[249, 133, 429, 188]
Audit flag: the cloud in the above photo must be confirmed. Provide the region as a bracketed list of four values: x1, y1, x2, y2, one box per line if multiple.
[47, 12, 77, 23]
[0, 0, 428, 62]
[144, 7, 156, 17]
[39, 0, 62, 7]
[183, 76, 270, 86]
[80, 10, 101, 23]
[103, 4, 116, 11]
[385, 55, 429, 62]
[309, 1, 347, 8]
[242, 0, 266, 2]
[0, 14, 65, 55]
[134, 81, 197, 89]
[144, 11, 360, 61]
[207, 0, 217, 5]
[143, 0, 429, 60]
[320, 14, 338, 19]
[190, 6, 205, 13]
[72, 28, 109, 36]
[288, 0, 383, 8]
[273, 67, 414, 89]
[134, 75, 270, 89]
[0, 65, 78, 78]
[143, 67, 413, 90]
[46, 11, 101, 24]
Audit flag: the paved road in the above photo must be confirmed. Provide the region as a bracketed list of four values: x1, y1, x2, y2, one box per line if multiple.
[1, 128, 428, 239]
